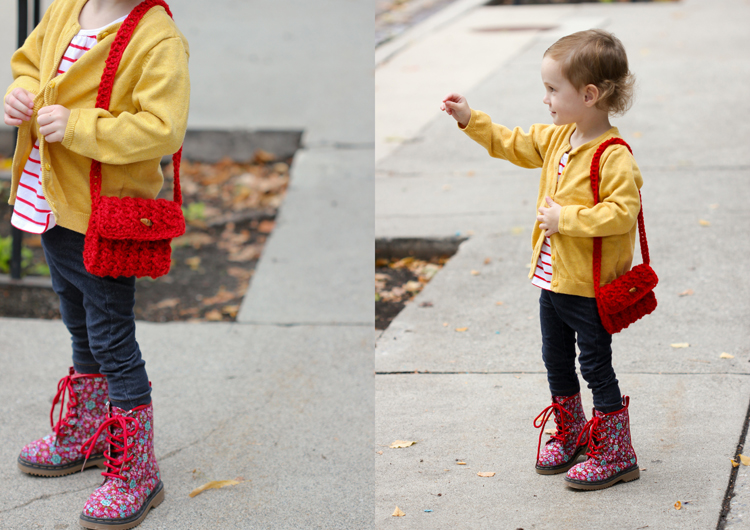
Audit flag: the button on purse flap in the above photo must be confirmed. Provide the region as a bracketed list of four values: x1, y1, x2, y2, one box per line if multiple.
[597, 263, 659, 315]
[95, 195, 185, 241]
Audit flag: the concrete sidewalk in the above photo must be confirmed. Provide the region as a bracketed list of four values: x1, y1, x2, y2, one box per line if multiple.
[0, 1, 374, 529]
[375, 0, 750, 528]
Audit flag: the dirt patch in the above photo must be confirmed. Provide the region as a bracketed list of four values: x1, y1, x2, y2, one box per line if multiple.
[375, 256, 446, 330]
[0, 151, 291, 322]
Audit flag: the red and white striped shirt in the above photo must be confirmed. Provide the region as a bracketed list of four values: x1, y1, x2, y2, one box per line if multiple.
[11, 17, 126, 234]
[532, 151, 569, 291]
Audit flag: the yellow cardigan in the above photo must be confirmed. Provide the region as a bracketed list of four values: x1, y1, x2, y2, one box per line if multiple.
[6, 0, 190, 234]
[462, 109, 643, 298]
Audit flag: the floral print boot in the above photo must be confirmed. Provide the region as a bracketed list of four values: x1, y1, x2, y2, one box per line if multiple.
[565, 396, 640, 490]
[533, 393, 588, 474]
[18, 367, 108, 477]
[79, 402, 163, 530]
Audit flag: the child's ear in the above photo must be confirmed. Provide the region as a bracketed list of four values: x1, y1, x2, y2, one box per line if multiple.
[582, 84, 600, 107]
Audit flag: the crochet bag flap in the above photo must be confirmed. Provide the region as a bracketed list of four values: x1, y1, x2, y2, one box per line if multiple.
[93, 196, 185, 241]
[597, 263, 658, 315]
[590, 137, 658, 335]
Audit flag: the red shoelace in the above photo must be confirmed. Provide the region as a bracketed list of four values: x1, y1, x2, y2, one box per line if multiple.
[576, 415, 605, 460]
[82, 411, 140, 480]
[50, 368, 79, 438]
[533, 401, 575, 464]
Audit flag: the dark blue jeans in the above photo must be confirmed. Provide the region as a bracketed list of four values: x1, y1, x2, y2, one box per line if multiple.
[539, 289, 622, 413]
[41, 225, 151, 410]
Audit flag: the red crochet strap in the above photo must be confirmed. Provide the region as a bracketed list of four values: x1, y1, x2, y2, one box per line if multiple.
[589, 137, 650, 295]
[89, 0, 182, 209]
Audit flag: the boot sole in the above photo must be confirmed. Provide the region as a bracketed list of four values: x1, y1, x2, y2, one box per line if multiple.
[564, 464, 640, 490]
[18, 455, 106, 477]
[79, 481, 164, 530]
[535, 445, 588, 475]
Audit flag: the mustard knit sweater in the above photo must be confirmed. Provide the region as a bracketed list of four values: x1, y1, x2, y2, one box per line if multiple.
[462, 109, 643, 298]
[6, 0, 190, 234]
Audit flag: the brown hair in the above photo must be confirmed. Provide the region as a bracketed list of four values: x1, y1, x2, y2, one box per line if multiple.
[544, 29, 634, 116]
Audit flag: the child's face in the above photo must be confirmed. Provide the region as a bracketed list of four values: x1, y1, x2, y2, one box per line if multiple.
[541, 57, 587, 126]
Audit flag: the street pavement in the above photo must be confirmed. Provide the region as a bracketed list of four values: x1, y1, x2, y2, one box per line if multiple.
[375, 0, 750, 528]
[0, 1, 374, 529]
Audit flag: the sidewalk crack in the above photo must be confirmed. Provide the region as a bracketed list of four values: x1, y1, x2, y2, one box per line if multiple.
[0, 484, 94, 514]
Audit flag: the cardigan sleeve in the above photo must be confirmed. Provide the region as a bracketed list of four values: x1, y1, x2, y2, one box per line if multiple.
[460, 109, 554, 169]
[558, 145, 643, 238]
[61, 36, 190, 164]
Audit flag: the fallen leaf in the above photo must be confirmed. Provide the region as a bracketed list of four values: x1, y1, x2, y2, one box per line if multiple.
[456, 462, 466, 465]
[390, 440, 416, 449]
[496, 301, 504, 306]
[632, 131, 643, 138]
[678, 289, 694, 297]
[419, 301, 433, 308]
[720, 353, 734, 359]
[222, 305, 240, 318]
[404, 281, 422, 292]
[739, 454, 750, 466]
[511, 226, 524, 235]
[467, 171, 475, 177]
[731, 459, 739, 468]
[392, 506, 405, 517]
[477, 472, 495, 477]
[484, 257, 491, 265]
[376, 451, 383, 455]
[189, 479, 243, 498]
[544, 428, 555, 435]
[205, 309, 223, 321]
[202, 288, 236, 306]
[455, 327, 468, 332]
[699, 219, 711, 226]
[253, 149, 276, 163]
[172, 232, 214, 249]
[674, 501, 682, 510]
[154, 297, 181, 309]
[470, 270, 480, 276]
[257, 220, 275, 234]
[185, 256, 202, 270]
[671, 343, 690, 349]
[442, 322, 448, 327]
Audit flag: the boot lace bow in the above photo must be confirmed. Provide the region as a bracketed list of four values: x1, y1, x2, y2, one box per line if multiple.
[533, 402, 575, 463]
[81, 411, 140, 481]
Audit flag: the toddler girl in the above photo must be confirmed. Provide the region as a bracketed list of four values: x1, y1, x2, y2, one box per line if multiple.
[440, 29, 641, 490]
[4, 0, 189, 525]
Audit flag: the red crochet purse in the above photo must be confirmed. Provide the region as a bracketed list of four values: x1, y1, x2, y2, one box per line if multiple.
[589, 138, 658, 334]
[83, 0, 185, 279]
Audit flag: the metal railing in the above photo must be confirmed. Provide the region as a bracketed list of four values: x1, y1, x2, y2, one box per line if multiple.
[9, 0, 41, 279]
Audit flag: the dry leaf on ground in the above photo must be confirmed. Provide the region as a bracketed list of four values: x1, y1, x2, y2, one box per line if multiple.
[455, 327, 468, 332]
[390, 440, 416, 449]
[731, 459, 740, 468]
[484, 257, 491, 265]
[679, 289, 694, 297]
[720, 353, 735, 359]
[189, 479, 243, 498]
[392, 507, 405, 517]
[204, 309, 223, 321]
[739, 454, 750, 466]
[699, 219, 711, 226]
[671, 343, 690, 349]
[674, 501, 682, 510]
[478, 472, 495, 477]
[456, 462, 466, 465]
[470, 270, 480, 276]
[544, 428, 555, 435]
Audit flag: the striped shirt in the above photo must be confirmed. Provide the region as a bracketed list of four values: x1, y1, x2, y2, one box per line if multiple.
[532, 151, 569, 291]
[11, 16, 127, 234]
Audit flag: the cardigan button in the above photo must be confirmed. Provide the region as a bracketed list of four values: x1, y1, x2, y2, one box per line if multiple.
[45, 163, 51, 171]
[49, 81, 56, 89]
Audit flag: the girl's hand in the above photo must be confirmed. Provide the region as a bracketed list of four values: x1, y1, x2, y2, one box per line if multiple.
[38, 105, 71, 143]
[4, 87, 35, 126]
[440, 93, 471, 128]
[537, 196, 561, 237]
